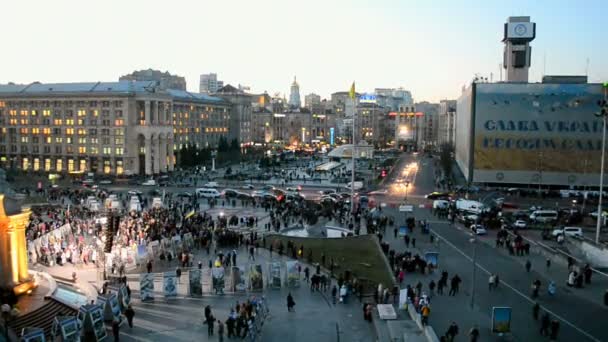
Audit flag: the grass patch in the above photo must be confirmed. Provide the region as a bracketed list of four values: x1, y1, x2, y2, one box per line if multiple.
[265, 234, 395, 292]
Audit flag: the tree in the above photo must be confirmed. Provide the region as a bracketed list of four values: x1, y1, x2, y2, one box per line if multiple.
[218, 136, 229, 152]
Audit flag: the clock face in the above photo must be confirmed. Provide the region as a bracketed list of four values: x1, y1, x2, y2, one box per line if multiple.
[514, 24, 527, 36]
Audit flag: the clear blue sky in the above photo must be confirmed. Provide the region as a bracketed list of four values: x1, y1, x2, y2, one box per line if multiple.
[1, 0, 606, 102]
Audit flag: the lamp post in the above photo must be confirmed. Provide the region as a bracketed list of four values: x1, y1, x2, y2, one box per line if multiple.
[594, 84, 608, 244]
[469, 236, 478, 309]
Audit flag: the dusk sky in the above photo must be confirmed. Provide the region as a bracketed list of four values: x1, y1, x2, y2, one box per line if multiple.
[2, 0, 606, 102]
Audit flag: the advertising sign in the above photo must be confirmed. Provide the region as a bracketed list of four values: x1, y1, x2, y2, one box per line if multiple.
[506, 22, 534, 39]
[212, 267, 225, 294]
[201, 268, 212, 293]
[285, 261, 300, 288]
[468, 83, 604, 185]
[231, 266, 247, 292]
[139, 273, 155, 302]
[491, 306, 512, 334]
[189, 269, 202, 297]
[330, 127, 335, 146]
[268, 262, 282, 289]
[424, 252, 439, 267]
[398, 226, 409, 236]
[249, 264, 264, 291]
[163, 272, 178, 298]
[359, 93, 377, 104]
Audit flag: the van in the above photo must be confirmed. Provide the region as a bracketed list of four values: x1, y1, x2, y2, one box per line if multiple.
[552, 227, 583, 238]
[196, 188, 221, 198]
[433, 200, 449, 210]
[529, 210, 558, 223]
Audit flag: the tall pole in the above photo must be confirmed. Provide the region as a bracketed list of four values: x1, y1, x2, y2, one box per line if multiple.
[470, 237, 478, 309]
[351, 97, 356, 213]
[538, 151, 543, 197]
[596, 114, 606, 244]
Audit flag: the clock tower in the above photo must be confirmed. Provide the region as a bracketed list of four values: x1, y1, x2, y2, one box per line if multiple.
[503, 16, 536, 82]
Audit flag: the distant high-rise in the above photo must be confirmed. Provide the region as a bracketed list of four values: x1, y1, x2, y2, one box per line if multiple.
[119, 69, 186, 90]
[289, 77, 301, 108]
[304, 93, 321, 112]
[199, 73, 224, 93]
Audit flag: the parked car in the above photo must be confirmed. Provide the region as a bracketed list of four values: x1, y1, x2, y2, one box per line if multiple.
[470, 224, 487, 235]
[513, 220, 527, 229]
[222, 189, 239, 198]
[98, 179, 112, 185]
[141, 179, 157, 186]
[196, 188, 221, 198]
[425, 192, 451, 200]
[203, 182, 219, 188]
[552, 227, 583, 238]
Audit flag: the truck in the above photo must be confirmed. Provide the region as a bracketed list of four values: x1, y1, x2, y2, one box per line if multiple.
[455, 199, 486, 215]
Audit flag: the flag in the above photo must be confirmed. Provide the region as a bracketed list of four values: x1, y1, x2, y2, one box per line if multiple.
[185, 210, 195, 219]
[349, 82, 356, 99]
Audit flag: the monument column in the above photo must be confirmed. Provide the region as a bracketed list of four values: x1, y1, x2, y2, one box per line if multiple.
[0, 213, 13, 288]
[153, 136, 160, 174]
[144, 100, 151, 125]
[15, 210, 31, 282]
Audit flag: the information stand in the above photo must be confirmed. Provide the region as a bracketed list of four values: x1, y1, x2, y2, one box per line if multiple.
[77, 304, 107, 342]
[51, 316, 81, 342]
[96, 293, 122, 323]
[19, 327, 46, 342]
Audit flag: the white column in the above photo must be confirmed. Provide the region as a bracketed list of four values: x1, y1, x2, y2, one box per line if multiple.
[153, 136, 160, 174]
[167, 138, 175, 171]
[145, 137, 152, 176]
[145, 100, 151, 125]
[159, 137, 167, 172]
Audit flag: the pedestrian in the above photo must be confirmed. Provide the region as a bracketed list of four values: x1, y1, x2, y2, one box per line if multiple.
[112, 318, 120, 341]
[405, 235, 410, 248]
[584, 264, 592, 284]
[532, 302, 540, 321]
[287, 292, 296, 312]
[550, 319, 560, 341]
[412, 238, 416, 248]
[445, 322, 459, 342]
[429, 280, 436, 297]
[249, 246, 255, 261]
[332, 285, 338, 304]
[469, 325, 480, 342]
[546, 258, 551, 269]
[488, 274, 495, 291]
[304, 267, 310, 282]
[449, 275, 461, 296]
[525, 260, 531, 273]
[217, 320, 225, 342]
[207, 315, 215, 337]
[437, 278, 445, 295]
[394, 227, 398, 238]
[125, 305, 135, 328]
[540, 313, 550, 336]
[421, 305, 430, 326]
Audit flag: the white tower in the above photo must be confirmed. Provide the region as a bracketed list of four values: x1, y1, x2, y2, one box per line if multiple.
[289, 76, 301, 108]
[502, 16, 536, 82]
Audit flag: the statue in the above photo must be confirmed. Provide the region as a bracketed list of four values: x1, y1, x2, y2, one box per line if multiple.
[0, 169, 14, 196]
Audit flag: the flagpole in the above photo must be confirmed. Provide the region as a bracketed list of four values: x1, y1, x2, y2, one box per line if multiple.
[351, 95, 356, 214]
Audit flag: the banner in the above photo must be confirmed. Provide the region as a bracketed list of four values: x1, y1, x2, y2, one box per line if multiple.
[172, 235, 183, 255]
[139, 273, 155, 302]
[491, 307, 512, 334]
[268, 262, 281, 289]
[212, 267, 225, 294]
[201, 268, 212, 293]
[249, 264, 264, 291]
[161, 238, 173, 258]
[189, 269, 202, 297]
[399, 289, 408, 310]
[231, 266, 246, 292]
[163, 272, 178, 298]
[424, 252, 439, 267]
[285, 261, 300, 288]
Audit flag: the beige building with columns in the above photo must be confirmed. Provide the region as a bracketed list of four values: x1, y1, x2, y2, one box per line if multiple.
[0, 81, 234, 176]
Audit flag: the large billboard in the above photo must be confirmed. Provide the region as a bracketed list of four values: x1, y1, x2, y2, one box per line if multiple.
[471, 83, 605, 185]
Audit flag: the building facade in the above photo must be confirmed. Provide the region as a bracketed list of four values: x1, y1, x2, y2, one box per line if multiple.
[438, 100, 457, 147]
[199, 73, 224, 94]
[289, 77, 301, 109]
[304, 93, 321, 112]
[415, 102, 440, 150]
[119, 69, 186, 91]
[0, 81, 238, 176]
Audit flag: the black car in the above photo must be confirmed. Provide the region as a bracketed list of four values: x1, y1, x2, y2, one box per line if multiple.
[425, 192, 451, 200]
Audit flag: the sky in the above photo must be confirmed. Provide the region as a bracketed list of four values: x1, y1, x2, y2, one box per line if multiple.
[1, 0, 606, 102]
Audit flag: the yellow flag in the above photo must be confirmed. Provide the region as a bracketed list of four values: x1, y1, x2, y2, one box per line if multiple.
[349, 82, 356, 99]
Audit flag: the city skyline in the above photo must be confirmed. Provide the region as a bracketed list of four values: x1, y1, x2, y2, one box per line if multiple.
[1, 0, 606, 102]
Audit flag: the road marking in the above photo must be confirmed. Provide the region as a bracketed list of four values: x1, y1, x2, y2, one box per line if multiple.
[430, 226, 602, 342]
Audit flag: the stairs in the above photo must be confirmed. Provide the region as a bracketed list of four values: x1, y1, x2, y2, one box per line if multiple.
[9, 298, 77, 338]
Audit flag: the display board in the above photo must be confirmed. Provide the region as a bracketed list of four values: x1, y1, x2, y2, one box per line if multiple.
[139, 273, 155, 302]
[212, 267, 225, 294]
[189, 269, 203, 296]
[249, 264, 264, 291]
[163, 272, 178, 298]
[285, 261, 300, 288]
[491, 306, 512, 334]
[268, 262, 282, 289]
[231, 266, 247, 292]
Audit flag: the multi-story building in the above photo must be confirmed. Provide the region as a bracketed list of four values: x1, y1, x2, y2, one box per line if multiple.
[199, 73, 224, 94]
[375, 88, 413, 111]
[416, 101, 440, 150]
[0, 81, 239, 176]
[304, 93, 321, 112]
[119, 69, 186, 91]
[214, 85, 253, 147]
[355, 103, 389, 146]
[438, 100, 457, 147]
[288, 77, 301, 109]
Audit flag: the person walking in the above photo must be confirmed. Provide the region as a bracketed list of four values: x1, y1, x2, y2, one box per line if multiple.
[287, 293, 296, 312]
[125, 305, 135, 328]
[217, 320, 225, 342]
[540, 313, 550, 336]
[207, 315, 215, 337]
[532, 302, 540, 321]
[550, 319, 560, 341]
[112, 318, 120, 341]
[469, 325, 480, 342]
[525, 260, 532, 273]
[488, 274, 496, 291]
[429, 280, 436, 297]
[421, 305, 431, 326]
[449, 275, 461, 296]
[332, 285, 338, 304]
[445, 322, 459, 342]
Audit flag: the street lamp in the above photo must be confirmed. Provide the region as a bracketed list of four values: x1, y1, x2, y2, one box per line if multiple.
[595, 84, 608, 244]
[469, 236, 478, 310]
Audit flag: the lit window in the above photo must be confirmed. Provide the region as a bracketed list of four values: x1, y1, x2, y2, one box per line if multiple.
[44, 159, 51, 171]
[43, 110, 51, 116]
[9, 110, 16, 116]
[20, 128, 28, 134]
[45, 136, 52, 143]
[78, 137, 87, 144]
[78, 110, 86, 117]
[21, 136, 28, 143]
[20, 119, 28, 125]
[115, 147, 123, 155]
[93, 110, 98, 117]
[56, 159, 63, 172]
[78, 146, 87, 154]
[67, 159, 74, 172]
[78, 129, 86, 135]
[20, 110, 28, 116]
[103, 147, 111, 155]
[77, 119, 84, 125]
[55, 137, 63, 143]
[43, 128, 51, 134]
[32, 128, 40, 134]
[66, 119, 74, 125]
[90, 147, 98, 154]
[66, 128, 74, 135]
[114, 119, 124, 126]
[31, 110, 38, 116]
[54, 119, 63, 125]
[33, 158, 40, 171]
[9, 119, 17, 125]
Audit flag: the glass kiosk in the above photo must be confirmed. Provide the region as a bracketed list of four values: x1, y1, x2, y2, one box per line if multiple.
[19, 327, 46, 342]
[51, 316, 81, 342]
[77, 304, 107, 342]
[96, 293, 122, 323]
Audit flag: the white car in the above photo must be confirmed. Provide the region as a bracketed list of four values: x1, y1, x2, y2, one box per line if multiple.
[513, 220, 527, 229]
[470, 224, 487, 235]
[552, 227, 583, 238]
[204, 182, 219, 188]
[141, 179, 156, 186]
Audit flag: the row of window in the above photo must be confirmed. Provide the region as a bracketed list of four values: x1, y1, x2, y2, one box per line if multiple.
[2, 109, 123, 117]
[0, 145, 124, 155]
[0, 157, 124, 174]
[0, 100, 124, 108]
[0, 136, 125, 145]
[2, 117, 125, 126]
[2, 127, 124, 136]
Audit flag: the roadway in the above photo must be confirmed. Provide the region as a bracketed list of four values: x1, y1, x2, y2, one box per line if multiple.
[376, 152, 607, 341]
